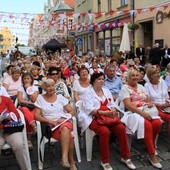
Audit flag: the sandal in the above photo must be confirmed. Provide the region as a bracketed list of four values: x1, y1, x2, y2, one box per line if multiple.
[70, 164, 77, 170]
[60, 159, 71, 168]
[101, 162, 113, 170]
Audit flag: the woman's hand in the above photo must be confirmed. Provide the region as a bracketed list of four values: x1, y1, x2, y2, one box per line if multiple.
[141, 111, 152, 120]
[107, 109, 117, 117]
[147, 102, 153, 108]
[48, 120, 58, 127]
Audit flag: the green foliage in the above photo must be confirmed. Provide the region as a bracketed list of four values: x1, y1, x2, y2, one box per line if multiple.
[128, 23, 140, 30]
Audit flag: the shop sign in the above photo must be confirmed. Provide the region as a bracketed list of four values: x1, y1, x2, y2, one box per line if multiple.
[156, 11, 170, 24]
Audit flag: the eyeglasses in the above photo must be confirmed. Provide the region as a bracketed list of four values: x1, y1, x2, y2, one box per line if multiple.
[50, 73, 58, 76]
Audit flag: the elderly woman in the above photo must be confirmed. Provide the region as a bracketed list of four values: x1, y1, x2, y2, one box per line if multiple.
[34, 79, 76, 170]
[0, 95, 31, 170]
[119, 68, 162, 169]
[17, 73, 39, 149]
[78, 72, 136, 170]
[145, 65, 170, 137]
[73, 66, 90, 103]
[3, 66, 22, 102]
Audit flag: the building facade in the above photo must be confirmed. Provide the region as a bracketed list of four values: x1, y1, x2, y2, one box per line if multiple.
[0, 27, 15, 53]
[135, 0, 170, 49]
[74, 0, 134, 56]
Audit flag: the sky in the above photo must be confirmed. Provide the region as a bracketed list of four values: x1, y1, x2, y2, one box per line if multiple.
[0, 0, 47, 46]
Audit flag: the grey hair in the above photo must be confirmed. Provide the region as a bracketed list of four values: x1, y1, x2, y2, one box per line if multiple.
[41, 78, 55, 90]
[11, 66, 21, 74]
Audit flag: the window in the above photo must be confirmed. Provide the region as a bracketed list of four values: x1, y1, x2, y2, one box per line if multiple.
[121, 0, 126, 6]
[98, 0, 101, 12]
[108, 0, 112, 11]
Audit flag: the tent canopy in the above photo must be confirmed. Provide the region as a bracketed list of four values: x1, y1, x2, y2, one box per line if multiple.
[42, 39, 67, 51]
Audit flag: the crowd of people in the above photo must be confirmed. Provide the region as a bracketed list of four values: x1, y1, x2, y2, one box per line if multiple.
[0, 43, 170, 170]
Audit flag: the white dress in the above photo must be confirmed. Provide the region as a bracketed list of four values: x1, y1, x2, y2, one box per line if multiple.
[34, 94, 69, 120]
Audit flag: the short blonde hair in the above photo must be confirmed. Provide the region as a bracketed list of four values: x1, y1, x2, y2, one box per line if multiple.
[41, 79, 55, 90]
[126, 68, 139, 81]
[146, 65, 160, 80]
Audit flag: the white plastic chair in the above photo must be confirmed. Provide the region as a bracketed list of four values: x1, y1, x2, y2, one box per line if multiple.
[114, 97, 160, 150]
[37, 116, 81, 170]
[1, 109, 32, 170]
[85, 127, 97, 161]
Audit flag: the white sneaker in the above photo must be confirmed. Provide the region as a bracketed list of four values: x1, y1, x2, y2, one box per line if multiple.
[121, 158, 136, 169]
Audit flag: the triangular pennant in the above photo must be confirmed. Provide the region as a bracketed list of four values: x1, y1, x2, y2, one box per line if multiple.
[80, 12, 86, 17]
[87, 13, 94, 21]
[37, 14, 43, 20]
[94, 12, 101, 17]
[150, 7, 156, 12]
[73, 13, 80, 19]
[109, 10, 115, 15]
[163, 5, 168, 10]
[123, 10, 129, 15]
[137, 9, 143, 14]
[52, 13, 58, 20]
[67, 12, 73, 17]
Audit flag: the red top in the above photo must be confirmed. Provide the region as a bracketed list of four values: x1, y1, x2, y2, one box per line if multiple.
[0, 96, 20, 120]
[62, 67, 71, 79]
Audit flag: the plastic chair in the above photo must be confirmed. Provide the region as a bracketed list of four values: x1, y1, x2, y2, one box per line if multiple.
[1, 109, 32, 170]
[37, 116, 81, 170]
[85, 127, 97, 161]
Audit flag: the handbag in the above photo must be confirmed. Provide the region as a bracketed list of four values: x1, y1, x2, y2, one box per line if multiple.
[95, 99, 121, 126]
[19, 103, 35, 111]
[143, 105, 159, 118]
[162, 107, 170, 113]
[2, 121, 24, 134]
[96, 114, 121, 126]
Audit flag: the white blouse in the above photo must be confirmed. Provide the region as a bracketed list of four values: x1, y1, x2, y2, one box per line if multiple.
[34, 94, 69, 120]
[144, 79, 168, 104]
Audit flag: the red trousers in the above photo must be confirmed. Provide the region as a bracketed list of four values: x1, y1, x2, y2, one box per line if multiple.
[144, 119, 162, 155]
[19, 107, 35, 134]
[157, 107, 170, 136]
[89, 119, 130, 163]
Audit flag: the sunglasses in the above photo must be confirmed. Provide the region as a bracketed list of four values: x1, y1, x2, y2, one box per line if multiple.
[50, 73, 58, 76]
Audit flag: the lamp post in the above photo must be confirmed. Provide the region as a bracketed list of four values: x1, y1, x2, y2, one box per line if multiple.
[132, 0, 135, 53]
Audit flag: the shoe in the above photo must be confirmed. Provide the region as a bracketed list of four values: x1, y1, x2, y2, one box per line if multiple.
[60, 159, 71, 168]
[101, 162, 113, 170]
[70, 164, 77, 170]
[121, 158, 136, 169]
[148, 157, 162, 169]
[27, 141, 33, 150]
[155, 150, 158, 156]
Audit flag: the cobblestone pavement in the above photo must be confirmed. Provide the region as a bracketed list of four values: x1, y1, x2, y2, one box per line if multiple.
[0, 124, 170, 170]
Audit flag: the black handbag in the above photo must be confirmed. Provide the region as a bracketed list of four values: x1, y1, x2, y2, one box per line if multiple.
[19, 103, 35, 111]
[2, 121, 24, 134]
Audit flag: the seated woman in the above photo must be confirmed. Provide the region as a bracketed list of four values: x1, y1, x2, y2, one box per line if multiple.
[0, 95, 31, 170]
[119, 68, 162, 169]
[34, 79, 77, 170]
[17, 73, 39, 149]
[73, 66, 90, 103]
[3, 66, 22, 102]
[78, 72, 136, 170]
[48, 66, 70, 99]
[145, 65, 170, 137]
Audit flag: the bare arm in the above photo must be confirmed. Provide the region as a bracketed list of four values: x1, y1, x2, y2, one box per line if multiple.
[123, 98, 152, 120]
[64, 104, 76, 116]
[3, 83, 9, 90]
[74, 91, 79, 102]
[17, 91, 34, 104]
[34, 107, 58, 126]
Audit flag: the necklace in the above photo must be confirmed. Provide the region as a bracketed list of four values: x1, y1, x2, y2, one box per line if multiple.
[152, 84, 159, 92]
